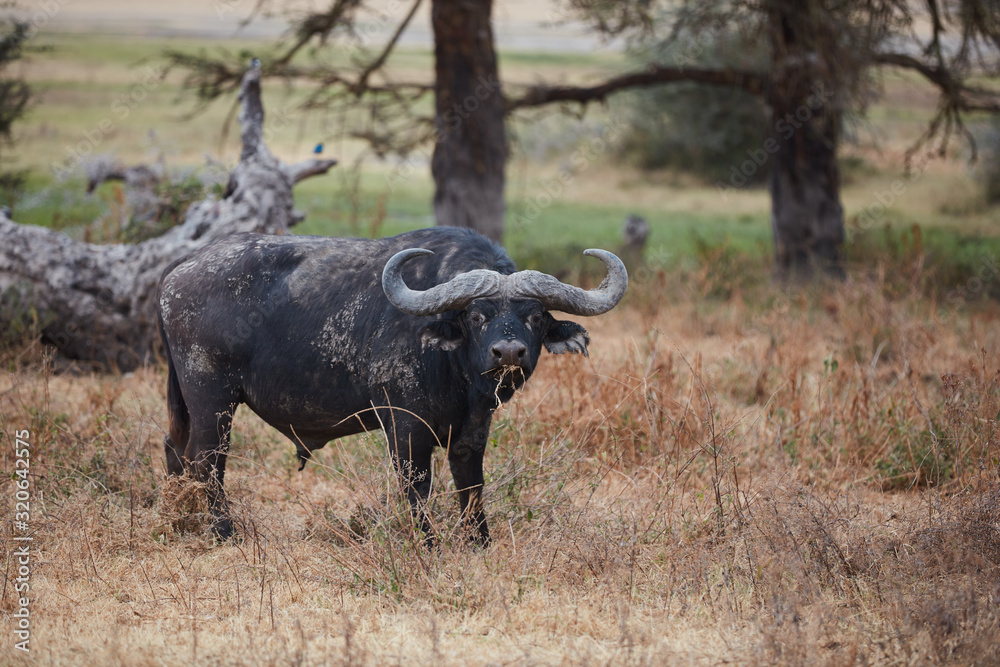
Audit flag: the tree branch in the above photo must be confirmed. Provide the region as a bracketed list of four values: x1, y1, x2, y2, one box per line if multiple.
[873, 52, 953, 91]
[874, 51, 1000, 112]
[506, 65, 767, 112]
[353, 0, 423, 93]
[239, 62, 268, 162]
[271, 0, 362, 69]
[282, 157, 339, 183]
[874, 50, 1000, 166]
[163, 0, 429, 159]
[0, 65, 336, 370]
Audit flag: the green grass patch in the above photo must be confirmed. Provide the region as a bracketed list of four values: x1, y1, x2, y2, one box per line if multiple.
[499, 49, 625, 70]
[506, 198, 770, 272]
[7, 26, 1000, 306]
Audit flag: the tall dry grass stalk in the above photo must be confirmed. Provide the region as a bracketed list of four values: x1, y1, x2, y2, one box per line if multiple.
[1, 264, 999, 665]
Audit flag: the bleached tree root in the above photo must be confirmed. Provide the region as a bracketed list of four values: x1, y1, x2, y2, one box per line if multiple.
[0, 64, 336, 370]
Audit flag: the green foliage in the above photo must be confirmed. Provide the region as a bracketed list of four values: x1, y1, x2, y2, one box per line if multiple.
[846, 222, 1000, 302]
[616, 29, 769, 183]
[0, 14, 29, 144]
[6, 176, 107, 230]
[875, 424, 954, 490]
[0, 285, 39, 351]
[120, 173, 208, 243]
[68, 170, 214, 245]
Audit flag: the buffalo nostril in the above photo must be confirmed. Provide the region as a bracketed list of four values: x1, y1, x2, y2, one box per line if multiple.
[492, 341, 527, 366]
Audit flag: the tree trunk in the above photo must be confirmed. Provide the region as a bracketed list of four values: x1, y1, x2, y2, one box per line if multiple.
[0, 65, 336, 370]
[430, 0, 507, 243]
[767, 0, 846, 279]
[768, 96, 845, 278]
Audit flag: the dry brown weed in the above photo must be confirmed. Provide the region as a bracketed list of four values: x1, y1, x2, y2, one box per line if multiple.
[1, 274, 999, 665]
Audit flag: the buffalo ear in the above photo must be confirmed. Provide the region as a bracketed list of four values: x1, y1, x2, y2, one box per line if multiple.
[543, 317, 590, 356]
[420, 320, 465, 351]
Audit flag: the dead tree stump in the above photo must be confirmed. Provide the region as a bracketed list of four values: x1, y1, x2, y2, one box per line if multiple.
[0, 63, 337, 370]
[621, 214, 649, 272]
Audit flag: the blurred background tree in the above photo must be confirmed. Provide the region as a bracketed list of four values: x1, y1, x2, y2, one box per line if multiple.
[0, 10, 31, 209]
[158, 0, 1000, 279]
[562, 0, 1000, 277]
[981, 117, 1000, 205]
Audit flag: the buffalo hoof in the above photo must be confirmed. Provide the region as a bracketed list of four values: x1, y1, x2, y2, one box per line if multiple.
[461, 527, 490, 549]
[212, 517, 237, 542]
[467, 522, 491, 549]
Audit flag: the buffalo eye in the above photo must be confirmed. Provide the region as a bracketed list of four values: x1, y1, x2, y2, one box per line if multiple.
[468, 311, 486, 328]
[527, 312, 543, 328]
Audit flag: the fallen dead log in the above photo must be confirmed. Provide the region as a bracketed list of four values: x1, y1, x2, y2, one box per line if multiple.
[0, 63, 337, 370]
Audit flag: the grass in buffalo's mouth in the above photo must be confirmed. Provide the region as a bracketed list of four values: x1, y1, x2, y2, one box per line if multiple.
[486, 364, 528, 399]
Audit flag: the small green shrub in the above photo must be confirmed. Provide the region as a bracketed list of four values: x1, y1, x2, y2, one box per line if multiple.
[615, 29, 770, 184]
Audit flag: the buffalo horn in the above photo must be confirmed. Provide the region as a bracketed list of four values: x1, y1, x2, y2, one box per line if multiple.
[511, 249, 628, 316]
[382, 248, 503, 316]
[383, 247, 628, 317]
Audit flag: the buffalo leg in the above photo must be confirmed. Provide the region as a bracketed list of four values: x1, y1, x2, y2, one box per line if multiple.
[449, 448, 490, 546]
[164, 354, 190, 477]
[164, 434, 186, 476]
[399, 456, 434, 542]
[186, 400, 238, 540]
[384, 415, 435, 543]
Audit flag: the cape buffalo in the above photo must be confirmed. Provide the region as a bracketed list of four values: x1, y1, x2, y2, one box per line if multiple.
[157, 227, 627, 544]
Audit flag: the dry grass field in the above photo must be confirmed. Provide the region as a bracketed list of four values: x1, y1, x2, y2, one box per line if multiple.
[2, 263, 999, 665]
[3, 4, 1000, 665]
